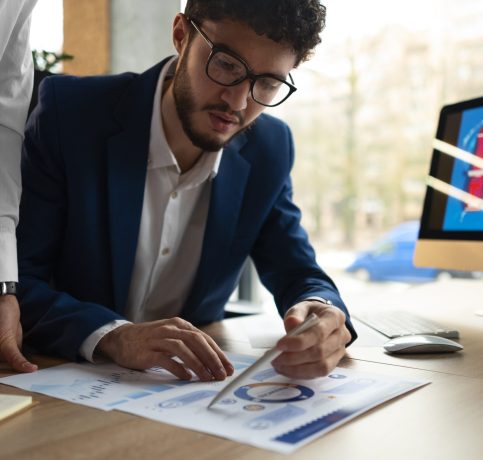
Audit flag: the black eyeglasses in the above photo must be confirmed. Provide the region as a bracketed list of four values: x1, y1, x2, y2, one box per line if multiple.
[188, 19, 297, 107]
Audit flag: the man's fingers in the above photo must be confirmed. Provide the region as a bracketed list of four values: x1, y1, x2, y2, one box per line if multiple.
[176, 332, 228, 380]
[201, 332, 234, 376]
[155, 337, 221, 381]
[273, 346, 347, 380]
[154, 354, 193, 380]
[283, 305, 309, 333]
[280, 305, 348, 352]
[152, 327, 229, 380]
[0, 338, 38, 373]
[273, 326, 347, 367]
[181, 338, 224, 381]
[162, 320, 233, 375]
[273, 321, 351, 379]
[277, 326, 321, 352]
[12, 357, 38, 373]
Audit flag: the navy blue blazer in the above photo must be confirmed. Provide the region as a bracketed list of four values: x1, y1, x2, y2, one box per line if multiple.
[18, 58, 356, 361]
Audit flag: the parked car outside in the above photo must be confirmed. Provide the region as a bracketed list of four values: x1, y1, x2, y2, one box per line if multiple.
[345, 221, 481, 282]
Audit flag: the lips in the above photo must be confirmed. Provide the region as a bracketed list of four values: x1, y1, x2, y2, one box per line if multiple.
[209, 112, 239, 134]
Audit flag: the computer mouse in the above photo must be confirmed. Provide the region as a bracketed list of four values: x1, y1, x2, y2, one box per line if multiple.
[383, 335, 464, 354]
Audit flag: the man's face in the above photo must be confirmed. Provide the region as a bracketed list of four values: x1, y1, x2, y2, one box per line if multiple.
[172, 18, 298, 152]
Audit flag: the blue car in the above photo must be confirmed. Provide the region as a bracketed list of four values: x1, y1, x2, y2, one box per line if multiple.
[345, 221, 479, 282]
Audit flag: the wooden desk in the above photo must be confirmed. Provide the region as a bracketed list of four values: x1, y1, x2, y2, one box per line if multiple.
[1, 280, 482, 460]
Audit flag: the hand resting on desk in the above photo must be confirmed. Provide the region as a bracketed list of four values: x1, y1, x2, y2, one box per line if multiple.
[272, 300, 351, 379]
[96, 317, 234, 381]
[0, 295, 37, 373]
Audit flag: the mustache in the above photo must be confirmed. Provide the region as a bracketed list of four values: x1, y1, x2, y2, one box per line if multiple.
[202, 103, 244, 125]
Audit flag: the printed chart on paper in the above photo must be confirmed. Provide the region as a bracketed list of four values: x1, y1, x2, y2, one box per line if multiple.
[0, 353, 429, 453]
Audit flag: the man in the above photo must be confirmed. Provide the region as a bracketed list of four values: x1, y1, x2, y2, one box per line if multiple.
[18, 0, 356, 382]
[0, 0, 38, 373]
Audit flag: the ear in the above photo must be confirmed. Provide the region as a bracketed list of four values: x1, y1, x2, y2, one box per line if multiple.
[172, 13, 191, 55]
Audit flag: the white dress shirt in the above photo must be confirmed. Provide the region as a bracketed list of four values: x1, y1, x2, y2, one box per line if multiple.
[0, 0, 37, 282]
[80, 57, 223, 361]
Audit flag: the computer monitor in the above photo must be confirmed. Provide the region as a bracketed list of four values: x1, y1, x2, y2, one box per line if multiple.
[414, 96, 483, 272]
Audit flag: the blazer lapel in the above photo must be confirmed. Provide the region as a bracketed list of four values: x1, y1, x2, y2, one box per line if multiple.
[107, 60, 169, 312]
[182, 133, 250, 319]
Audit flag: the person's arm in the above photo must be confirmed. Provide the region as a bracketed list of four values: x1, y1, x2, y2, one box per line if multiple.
[0, 0, 36, 283]
[0, 295, 37, 372]
[250, 125, 357, 378]
[17, 77, 135, 361]
[0, 0, 38, 372]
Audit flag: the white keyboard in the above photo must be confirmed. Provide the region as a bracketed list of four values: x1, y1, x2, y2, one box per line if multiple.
[355, 310, 460, 339]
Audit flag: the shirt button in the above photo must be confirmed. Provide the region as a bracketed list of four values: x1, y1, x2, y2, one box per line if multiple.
[171, 191, 178, 199]
[161, 247, 170, 256]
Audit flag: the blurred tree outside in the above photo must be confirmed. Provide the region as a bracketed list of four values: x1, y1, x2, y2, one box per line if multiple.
[270, 0, 483, 253]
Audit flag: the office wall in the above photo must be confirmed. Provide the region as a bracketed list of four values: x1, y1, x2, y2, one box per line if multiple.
[63, 0, 179, 76]
[110, 0, 179, 74]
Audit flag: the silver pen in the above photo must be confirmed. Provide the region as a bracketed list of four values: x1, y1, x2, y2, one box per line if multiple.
[207, 313, 320, 409]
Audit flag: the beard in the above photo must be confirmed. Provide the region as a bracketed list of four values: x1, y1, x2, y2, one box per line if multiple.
[172, 51, 248, 152]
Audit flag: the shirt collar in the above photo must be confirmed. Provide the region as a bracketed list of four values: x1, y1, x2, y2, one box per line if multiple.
[148, 56, 223, 181]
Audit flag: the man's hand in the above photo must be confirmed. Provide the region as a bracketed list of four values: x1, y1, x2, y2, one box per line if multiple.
[272, 300, 352, 379]
[0, 295, 38, 372]
[97, 317, 234, 381]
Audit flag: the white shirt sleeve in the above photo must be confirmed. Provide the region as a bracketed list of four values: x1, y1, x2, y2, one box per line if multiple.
[79, 320, 132, 363]
[301, 296, 335, 306]
[0, 0, 37, 281]
[0, 126, 21, 281]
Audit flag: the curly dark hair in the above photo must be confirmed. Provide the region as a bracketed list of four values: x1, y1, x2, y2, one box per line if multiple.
[184, 0, 326, 65]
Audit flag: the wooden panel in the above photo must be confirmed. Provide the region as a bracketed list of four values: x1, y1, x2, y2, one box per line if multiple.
[63, 0, 110, 75]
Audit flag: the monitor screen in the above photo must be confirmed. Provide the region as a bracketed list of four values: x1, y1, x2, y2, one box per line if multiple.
[414, 96, 483, 271]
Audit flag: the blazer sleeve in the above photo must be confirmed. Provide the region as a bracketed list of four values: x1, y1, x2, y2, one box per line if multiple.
[250, 125, 358, 344]
[17, 77, 125, 361]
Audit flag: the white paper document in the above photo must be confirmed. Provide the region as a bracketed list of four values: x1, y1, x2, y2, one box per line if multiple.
[0, 353, 429, 453]
[0, 360, 192, 411]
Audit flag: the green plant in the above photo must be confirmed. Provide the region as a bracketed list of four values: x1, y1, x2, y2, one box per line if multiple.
[32, 50, 74, 72]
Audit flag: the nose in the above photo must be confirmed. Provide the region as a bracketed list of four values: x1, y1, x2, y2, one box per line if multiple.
[220, 80, 251, 112]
